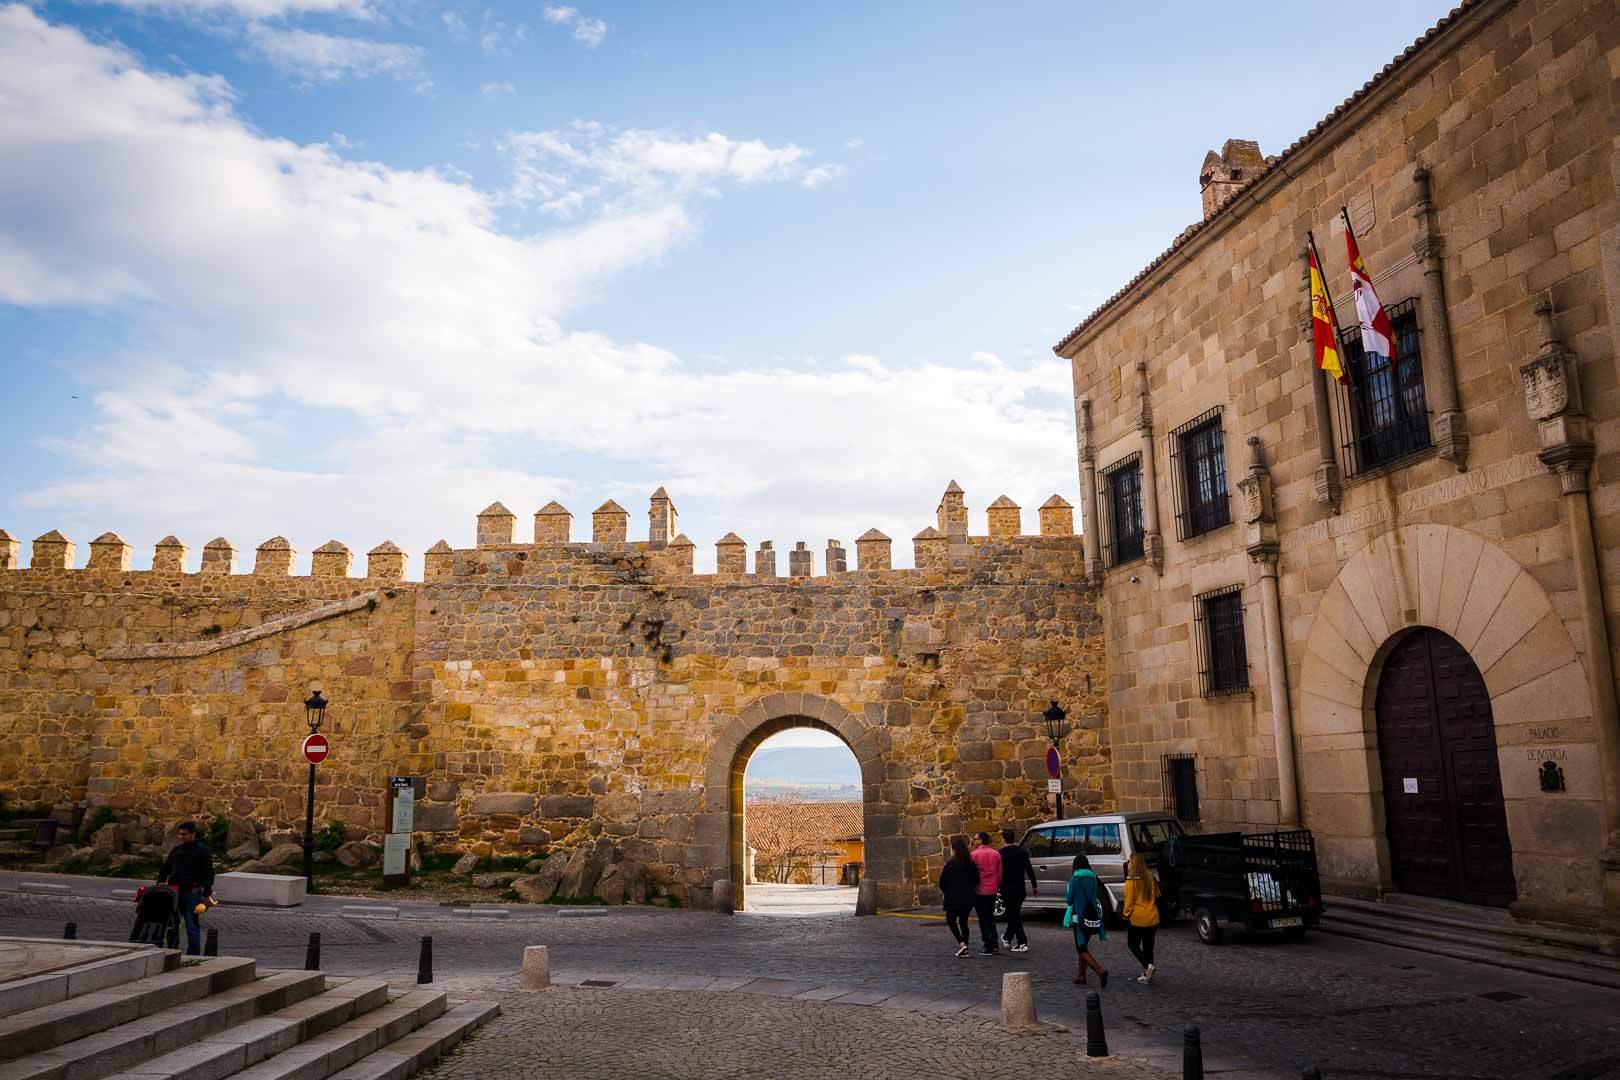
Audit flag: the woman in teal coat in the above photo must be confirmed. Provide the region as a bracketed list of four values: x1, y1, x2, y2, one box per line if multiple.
[1065, 854, 1110, 987]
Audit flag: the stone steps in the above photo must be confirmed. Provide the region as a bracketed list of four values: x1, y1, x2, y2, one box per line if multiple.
[1320, 898, 1620, 990]
[0, 958, 257, 1061]
[0, 945, 179, 1020]
[0, 941, 498, 1080]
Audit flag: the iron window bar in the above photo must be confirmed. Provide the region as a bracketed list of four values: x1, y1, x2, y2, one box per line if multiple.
[1161, 753, 1201, 822]
[1332, 297, 1429, 476]
[1099, 453, 1144, 567]
[1168, 406, 1231, 540]
[1195, 583, 1249, 697]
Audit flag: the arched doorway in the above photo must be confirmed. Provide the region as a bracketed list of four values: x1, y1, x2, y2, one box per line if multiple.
[1374, 628, 1516, 907]
[739, 727, 862, 914]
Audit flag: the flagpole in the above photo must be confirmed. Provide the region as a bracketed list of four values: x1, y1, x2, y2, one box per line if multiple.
[1306, 230, 1352, 395]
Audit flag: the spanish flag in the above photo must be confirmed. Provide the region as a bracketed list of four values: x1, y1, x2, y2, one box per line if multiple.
[1307, 232, 1347, 385]
[1343, 207, 1397, 364]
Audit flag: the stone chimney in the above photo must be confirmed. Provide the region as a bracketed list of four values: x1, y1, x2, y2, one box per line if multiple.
[825, 539, 847, 574]
[648, 487, 677, 547]
[1200, 139, 1266, 219]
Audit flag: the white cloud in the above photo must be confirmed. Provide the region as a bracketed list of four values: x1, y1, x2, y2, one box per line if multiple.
[501, 122, 814, 216]
[541, 3, 605, 46]
[440, 9, 467, 38]
[844, 136, 864, 150]
[85, 0, 371, 17]
[0, 6, 1078, 571]
[245, 24, 424, 83]
[477, 8, 526, 55]
[480, 79, 514, 98]
[800, 163, 845, 189]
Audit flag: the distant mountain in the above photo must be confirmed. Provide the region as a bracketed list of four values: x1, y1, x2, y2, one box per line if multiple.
[745, 746, 861, 785]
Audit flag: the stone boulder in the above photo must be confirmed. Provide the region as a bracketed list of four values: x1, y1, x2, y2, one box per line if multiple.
[43, 844, 74, 865]
[594, 860, 650, 905]
[451, 853, 480, 876]
[265, 831, 299, 849]
[335, 841, 379, 868]
[511, 851, 570, 903]
[69, 846, 109, 870]
[90, 824, 125, 853]
[472, 872, 520, 889]
[558, 838, 614, 900]
[259, 842, 304, 869]
[225, 816, 258, 851]
[226, 841, 262, 861]
[130, 843, 162, 859]
[107, 854, 142, 874]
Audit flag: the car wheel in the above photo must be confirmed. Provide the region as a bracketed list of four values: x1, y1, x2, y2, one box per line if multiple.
[1195, 906, 1224, 946]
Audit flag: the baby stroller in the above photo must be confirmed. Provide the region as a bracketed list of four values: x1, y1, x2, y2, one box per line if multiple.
[129, 885, 182, 949]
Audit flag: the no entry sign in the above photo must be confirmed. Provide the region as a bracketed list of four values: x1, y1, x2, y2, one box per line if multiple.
[1046, 747, 1061, 778]
[302, 733, 330, 765]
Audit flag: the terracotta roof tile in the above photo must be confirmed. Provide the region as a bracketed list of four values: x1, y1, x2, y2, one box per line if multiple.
[744, 802, 863, 859]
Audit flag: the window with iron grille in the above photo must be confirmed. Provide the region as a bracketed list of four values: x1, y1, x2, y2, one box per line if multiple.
[1195, 584, 1248, 696]
[1161, 754, 1200, 822]
[1098, 454, 1144, 567]
[1169, 407, 1230, 540]
[1333, 298, 1429, 475]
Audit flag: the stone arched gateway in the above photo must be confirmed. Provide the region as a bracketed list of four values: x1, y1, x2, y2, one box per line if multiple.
[701, 692, 889, 912]
[1298, 524, 1604, 916]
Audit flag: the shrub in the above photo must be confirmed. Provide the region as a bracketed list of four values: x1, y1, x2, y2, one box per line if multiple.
[206, 817, 230, 851]
[315, 820, 346, 854]
[86, 805, 116, 837]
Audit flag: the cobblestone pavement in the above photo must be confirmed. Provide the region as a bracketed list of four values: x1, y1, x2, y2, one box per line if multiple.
[3, 886, 1617, 1080]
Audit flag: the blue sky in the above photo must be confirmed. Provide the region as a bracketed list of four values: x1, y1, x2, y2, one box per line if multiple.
[0, 0, 1447, 573]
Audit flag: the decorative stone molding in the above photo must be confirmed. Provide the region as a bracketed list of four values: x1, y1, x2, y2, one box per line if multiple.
[1237, 436, 1279, 568]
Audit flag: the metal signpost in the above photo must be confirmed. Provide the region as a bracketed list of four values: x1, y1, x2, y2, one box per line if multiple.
[300, 691, 329, 889]
[1042, 701, 1067, 820]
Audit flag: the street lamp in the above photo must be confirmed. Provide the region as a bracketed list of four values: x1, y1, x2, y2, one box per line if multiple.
[1042, 700, 1068, 820]
[301, 690, 328, 888]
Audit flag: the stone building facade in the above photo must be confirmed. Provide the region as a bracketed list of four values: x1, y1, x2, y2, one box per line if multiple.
[0, 486, 1105, 909]
[1056, 0, 1620, 937]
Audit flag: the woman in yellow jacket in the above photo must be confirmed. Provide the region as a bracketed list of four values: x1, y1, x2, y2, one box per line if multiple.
[1121, 853, 1161, 983]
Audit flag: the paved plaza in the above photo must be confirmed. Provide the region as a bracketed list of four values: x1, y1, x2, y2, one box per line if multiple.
[0, 875, 1617, 1079]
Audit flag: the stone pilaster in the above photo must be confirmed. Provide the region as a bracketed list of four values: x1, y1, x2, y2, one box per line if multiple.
[253, 536, 295, 576]
[477, 502, 516, 547]
[1134, 363, 1164, 573]
[1238, 436, 1298, 825]
[1077, 402, 1102, 583]
[855, 529, 891, 571]
[88, 532, 132, 572]
[1413, 165, 1469, 471]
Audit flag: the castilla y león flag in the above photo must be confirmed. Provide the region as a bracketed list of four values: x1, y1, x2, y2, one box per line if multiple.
[1343, 206, 1397, 364]
[1306, 233, 1346, 385]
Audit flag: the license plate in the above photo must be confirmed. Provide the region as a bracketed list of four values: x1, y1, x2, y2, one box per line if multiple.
[1270, 916, 1303, 928]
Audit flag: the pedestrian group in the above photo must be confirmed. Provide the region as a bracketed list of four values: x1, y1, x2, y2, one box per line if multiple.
[937, 828, 1162, 989]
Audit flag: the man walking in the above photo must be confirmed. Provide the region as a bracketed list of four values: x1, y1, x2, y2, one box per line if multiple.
[998, 827, 1038, 952]
[156, 821, 215, 955]
[969, 831, 1003, 955]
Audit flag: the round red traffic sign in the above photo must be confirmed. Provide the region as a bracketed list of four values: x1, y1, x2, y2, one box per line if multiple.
[302, 733, 329, 764]
[1045, 747, 1061, 778]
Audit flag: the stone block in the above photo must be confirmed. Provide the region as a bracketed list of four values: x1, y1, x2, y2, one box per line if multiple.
[540, 795, 594, 819]
[214, 871, 306, 907]
[414, 804, 459, 833]
[471, 793, 536, 816]
[521, 946, 550, 988]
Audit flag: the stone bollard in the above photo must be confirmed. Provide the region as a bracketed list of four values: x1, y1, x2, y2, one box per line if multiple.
[304, 931, 321, 971]
[521, 946, 550, 989]
[417, 935, 434, 984]
[1085, 990, 1108, 1057]
[63, 921, 76, 940]
[1000, 972, 1038, 1031]
[1183, 1025, 1204, 1079]
[204, 928, 218, 957]
[855, 878, 877, 916]
[712, 878, 733, 915]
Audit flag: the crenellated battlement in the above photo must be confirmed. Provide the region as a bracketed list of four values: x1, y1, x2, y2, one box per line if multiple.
[0, 483, 1085, 587]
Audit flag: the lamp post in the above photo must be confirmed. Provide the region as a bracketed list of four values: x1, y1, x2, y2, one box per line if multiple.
[301, 690, 328, 889]
[1042, 700, 1068, 820]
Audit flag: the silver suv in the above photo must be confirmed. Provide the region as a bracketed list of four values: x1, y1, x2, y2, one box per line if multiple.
[1012, 812, 1183, 921]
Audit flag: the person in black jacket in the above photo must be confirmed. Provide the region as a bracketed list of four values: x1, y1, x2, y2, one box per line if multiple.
[998, 827, 1039, 952]
[938, 837, 979, 958]
[156, 821, 215, 955]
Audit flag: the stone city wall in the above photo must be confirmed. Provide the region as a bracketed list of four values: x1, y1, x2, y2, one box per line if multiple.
[0, 486, 1107, 907]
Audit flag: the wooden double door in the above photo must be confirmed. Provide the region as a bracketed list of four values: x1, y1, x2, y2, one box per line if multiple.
[1374, 628, 1517, 907]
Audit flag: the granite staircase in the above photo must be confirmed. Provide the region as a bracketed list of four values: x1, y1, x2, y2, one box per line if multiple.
[0, 940, 497, 1080]
[1319, 893, 1620, 989]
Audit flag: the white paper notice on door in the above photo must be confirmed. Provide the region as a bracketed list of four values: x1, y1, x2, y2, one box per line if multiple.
[1403, 777, 1418, 794]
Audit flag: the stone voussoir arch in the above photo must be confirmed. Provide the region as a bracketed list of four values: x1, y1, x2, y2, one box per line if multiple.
[1297, 523, 1590, 888]
[701, 691, 892, 908]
